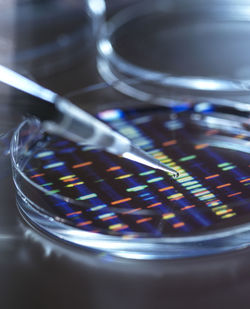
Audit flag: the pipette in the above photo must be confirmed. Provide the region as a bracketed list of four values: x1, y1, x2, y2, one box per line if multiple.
[0, 65, 178, 177]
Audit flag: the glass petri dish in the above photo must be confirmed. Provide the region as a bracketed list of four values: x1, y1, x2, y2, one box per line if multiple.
[10, 98, 250, 259]
[97, 0, 250, 104]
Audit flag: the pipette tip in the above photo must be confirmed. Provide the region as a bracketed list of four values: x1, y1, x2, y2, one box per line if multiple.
[156, 161, 179, 178]
[122, 145, 179, 178]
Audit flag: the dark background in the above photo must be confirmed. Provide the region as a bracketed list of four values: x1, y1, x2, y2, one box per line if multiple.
[1, 1, 250, 308]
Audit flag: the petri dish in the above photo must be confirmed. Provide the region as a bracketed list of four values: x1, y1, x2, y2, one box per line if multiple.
[10, 99, 250, 259]
[97, 0, 250, 103]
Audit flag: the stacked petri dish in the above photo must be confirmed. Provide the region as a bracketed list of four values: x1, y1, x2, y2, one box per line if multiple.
[9, 0, 250, 259]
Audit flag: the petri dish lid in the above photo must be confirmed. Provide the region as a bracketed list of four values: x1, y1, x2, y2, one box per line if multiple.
[97, 0, 250, 102]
